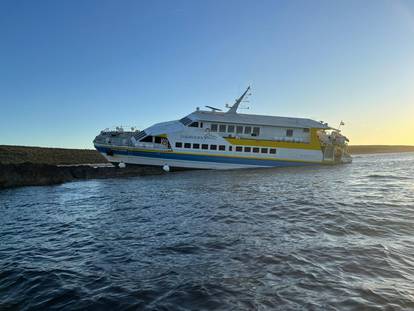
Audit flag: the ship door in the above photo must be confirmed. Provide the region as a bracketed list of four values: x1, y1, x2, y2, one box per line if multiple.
[323, 145, 334, 162]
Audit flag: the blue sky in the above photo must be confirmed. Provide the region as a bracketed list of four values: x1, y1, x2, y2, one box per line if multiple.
[1, 0, 413, 148]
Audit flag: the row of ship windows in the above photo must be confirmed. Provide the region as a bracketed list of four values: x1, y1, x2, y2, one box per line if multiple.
[175, 142, 277, 154]
[210, 124, 261, 136]
[190, 122, 310, 137]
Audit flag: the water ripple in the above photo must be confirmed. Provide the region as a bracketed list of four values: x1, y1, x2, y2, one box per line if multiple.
[1, 153, 414, 310]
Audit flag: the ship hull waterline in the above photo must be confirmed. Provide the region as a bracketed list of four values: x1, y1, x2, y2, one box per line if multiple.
[95, 146, 331, 170]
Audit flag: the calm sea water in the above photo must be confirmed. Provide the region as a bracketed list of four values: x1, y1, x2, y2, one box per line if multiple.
[1, 153, 414, 310]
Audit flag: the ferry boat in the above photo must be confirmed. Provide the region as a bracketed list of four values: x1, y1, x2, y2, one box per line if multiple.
[93, 87, 351, 170]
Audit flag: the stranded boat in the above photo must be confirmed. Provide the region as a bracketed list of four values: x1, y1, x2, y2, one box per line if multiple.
[93, 87, 351, 170]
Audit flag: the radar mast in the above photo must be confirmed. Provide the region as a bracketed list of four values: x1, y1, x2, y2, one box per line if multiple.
[226, 86, 251, 114]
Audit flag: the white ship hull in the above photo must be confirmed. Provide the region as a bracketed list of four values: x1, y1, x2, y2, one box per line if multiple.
[95, 144, 323, 170]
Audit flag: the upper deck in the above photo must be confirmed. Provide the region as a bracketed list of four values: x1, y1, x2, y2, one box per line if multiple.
[186, 110, 329, 130]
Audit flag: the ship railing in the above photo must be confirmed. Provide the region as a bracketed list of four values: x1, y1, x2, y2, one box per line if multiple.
[101, 126, 140, 133]
[133, 142, 171, 150]
[273, 137, 309, 143]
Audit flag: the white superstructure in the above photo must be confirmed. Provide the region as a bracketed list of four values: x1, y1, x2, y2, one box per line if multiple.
[94, 87, 351, 170]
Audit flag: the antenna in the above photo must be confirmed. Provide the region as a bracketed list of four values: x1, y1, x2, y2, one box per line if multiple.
[227, 86, 251, 114]
[338, 120, 345, 131]
[205, 105, 222, 112]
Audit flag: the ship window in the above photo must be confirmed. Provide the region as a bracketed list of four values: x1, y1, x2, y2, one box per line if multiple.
[211, 124, 218, 132]
[200, 122, 203, 128]
[202, 144, 208, 150]
[141, 136, 153, 142]
[244, 126, 252, 134]
[184, 143, 191, 148]
[193, 143, 200, 149]
[236, 126, 243, 134]
[189, 122, 199, 127]
[270, 148, 276, 154]
[228, 125, 235, 133]
[210, 144, 217, 150]
[303, 128, 310, 133]
[252, 127, 260, 136]
[261, 148, 268, 153]
[253, 147, 259, 153]
[286, 129, 293, 137]
[219, 124, 226, 132]
[219, 145, 226, 151]
[244, 147, 251, 152]
[180, 117, 193, 126]
[175, 142, 182, 148]
[236, 146, 243, 152]
[154, 137, 162, 144]
[229, 146, 233, 151]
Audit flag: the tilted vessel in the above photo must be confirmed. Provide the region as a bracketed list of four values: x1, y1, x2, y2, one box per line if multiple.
[94, 87, 351, 170]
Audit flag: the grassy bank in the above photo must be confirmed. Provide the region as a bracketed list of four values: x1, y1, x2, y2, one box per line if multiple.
[1, 145, 414, 166]
[0, 145, 107, 165]
[348, 145, 414, 154]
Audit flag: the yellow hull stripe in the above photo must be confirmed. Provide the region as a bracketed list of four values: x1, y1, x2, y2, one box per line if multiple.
[224, 128, 322, 150]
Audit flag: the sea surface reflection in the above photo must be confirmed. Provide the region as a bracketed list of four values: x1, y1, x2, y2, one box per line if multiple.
[1, 153, 414, 310]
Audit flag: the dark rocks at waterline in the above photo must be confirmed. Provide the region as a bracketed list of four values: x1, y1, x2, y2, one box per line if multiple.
[0, 163, 164, 189]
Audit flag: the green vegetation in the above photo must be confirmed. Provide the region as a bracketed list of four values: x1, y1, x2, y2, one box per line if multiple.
[0, 145, 107, 165]
[348, 145, 414, 154]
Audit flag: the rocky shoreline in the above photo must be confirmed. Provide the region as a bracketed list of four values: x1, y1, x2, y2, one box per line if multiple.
[1, 144, 414, 189]
[0, 163, 164, 189]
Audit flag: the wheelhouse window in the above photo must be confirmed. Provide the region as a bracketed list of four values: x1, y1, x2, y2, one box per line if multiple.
[236, 146, 243, 152]
[270, 148, 277, 154]
[184, 143, 191, 148]
[244, 126, 252, 134]
[261, 148, 268, 153]
[286, 129, 294, 137]
[253, 147, 259, 153]
[211, 124, 218, 132]
[189, 122, 199, 127]
[219, 124, 226, 132]
[141, 135, 153, 142]
[175, 142, 182, 148]
[154, 137, 162, 144]
[202, 144, 208, 150]
[179, 117, 192, 126]
[244, 147, 251, 152]
[252, 127, 260, 136]
[193, 143, 200, 149]
[303, 128, 310, 133]
[236, 126, 243, 134]
[229, 146, 233, 151]
[227, 125, 235, 133]
[210, 145, 217, 150]
[219, 145, 226, 151]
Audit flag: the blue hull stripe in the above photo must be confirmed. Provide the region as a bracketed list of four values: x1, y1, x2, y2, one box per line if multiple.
[96, 146, 314, 167]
